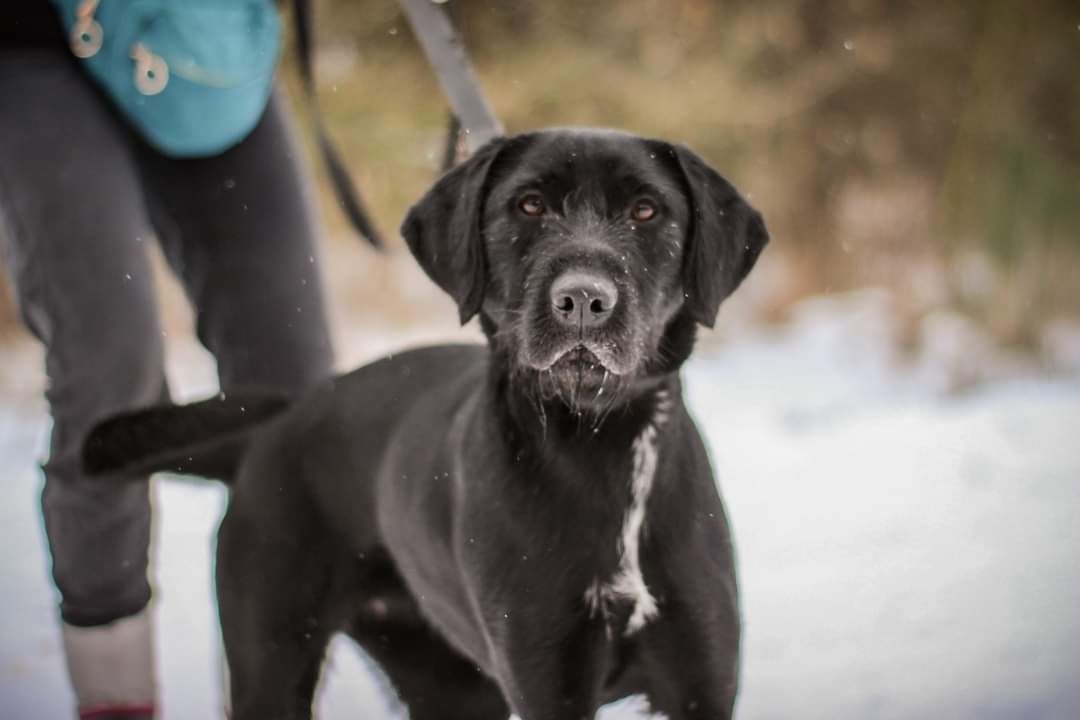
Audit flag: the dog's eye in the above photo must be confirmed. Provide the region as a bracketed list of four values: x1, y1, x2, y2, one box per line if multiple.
[631, 199, 658, 222]
[518, 193, 546, 217]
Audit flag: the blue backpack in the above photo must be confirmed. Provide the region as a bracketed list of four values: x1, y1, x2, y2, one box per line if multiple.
[52, 0, 281, 158]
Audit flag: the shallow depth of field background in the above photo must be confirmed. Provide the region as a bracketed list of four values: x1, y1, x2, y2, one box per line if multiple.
[1, 1, 1079, 719]
[312, 0, 1080, 368]
[0, 0, 1078, 356]
[319, 0, 1077, 355]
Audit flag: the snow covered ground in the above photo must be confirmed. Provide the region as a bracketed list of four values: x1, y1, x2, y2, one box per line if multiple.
[2, 291, 1079, 719]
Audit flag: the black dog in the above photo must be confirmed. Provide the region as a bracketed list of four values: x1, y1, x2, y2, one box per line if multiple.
[85, 129, 768, 720]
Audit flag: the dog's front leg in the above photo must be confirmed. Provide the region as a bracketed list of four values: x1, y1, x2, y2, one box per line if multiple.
[631, 555, 740, 720]
[487, 612, 611, 720]
[216, 490, 350, 720]
[634, 608, 739, 720]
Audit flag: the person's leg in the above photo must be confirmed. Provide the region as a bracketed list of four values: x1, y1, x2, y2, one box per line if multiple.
[137, 91, 335, 394]
[0, 51, 163, 719]
[136, 90, 333, 715]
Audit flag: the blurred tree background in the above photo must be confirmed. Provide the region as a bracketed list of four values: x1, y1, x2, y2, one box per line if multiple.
[2, 0, 1077, 355]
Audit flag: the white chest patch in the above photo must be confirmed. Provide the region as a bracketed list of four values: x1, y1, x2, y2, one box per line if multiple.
[585, 390, 671, 636]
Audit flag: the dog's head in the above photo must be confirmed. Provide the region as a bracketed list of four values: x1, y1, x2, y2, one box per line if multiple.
[403, 129, 768, 411]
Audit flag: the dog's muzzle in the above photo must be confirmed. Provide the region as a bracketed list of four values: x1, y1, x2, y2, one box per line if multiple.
[518, 258, 641, 380]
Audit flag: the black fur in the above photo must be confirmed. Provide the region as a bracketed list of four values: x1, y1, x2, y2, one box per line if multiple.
[83, 392, 290, 479]
[671, 146, 768, 328]
[85, 129, 768, 720]
[401, 137, 507, 324]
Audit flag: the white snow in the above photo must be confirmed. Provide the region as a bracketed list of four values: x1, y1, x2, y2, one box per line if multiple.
[1, 291, 1078, 719]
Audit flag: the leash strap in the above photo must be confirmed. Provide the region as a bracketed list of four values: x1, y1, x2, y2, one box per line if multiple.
[397, 0, 504, 156]
[289, 0, 501, 246]
[293, 0, 384, 248]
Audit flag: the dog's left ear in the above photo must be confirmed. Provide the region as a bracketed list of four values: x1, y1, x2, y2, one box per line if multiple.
[401, 137, 508, 324]
[669, 144, 770, 328]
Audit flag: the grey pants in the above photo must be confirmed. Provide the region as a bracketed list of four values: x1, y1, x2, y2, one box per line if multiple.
[0, 49, 334, 627]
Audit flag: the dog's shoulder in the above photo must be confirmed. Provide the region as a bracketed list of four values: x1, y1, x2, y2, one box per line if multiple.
[283, 344, 488, 434]
[335, 343, 488, 395]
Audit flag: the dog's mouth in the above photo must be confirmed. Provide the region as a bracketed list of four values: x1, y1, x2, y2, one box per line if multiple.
[536, 345, 620, 406]
[552, 345, 607, 374]
[518, 312, 641, 374]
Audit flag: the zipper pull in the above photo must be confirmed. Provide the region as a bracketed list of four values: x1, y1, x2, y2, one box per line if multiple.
[131, 43, 169, 96]
[70, 0, 103, 58]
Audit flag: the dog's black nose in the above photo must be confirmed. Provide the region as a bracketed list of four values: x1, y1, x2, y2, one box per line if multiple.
[550, 272, 618, 329]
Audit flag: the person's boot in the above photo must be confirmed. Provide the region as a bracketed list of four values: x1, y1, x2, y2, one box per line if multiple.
[61, 607, 156, 720]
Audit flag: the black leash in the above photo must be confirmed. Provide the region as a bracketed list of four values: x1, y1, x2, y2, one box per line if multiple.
[440, 113, 462, 173]
[292, 0, 501, 247]
[293, 0, 384, 248]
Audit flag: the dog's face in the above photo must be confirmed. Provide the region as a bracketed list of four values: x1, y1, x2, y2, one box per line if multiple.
[403, 129, 768, 411]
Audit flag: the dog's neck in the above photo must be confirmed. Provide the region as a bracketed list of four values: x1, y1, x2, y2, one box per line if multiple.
[494, 360, 679, 450]
[486, 360, 679, 636]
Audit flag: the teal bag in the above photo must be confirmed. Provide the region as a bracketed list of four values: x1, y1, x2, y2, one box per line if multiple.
[52, 0, 281, 157]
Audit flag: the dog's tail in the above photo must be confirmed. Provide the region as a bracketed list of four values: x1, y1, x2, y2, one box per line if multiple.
[82, 392, 292, 483]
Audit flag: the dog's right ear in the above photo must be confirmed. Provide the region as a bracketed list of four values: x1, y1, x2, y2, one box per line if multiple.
[401, 137, 508, 324]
